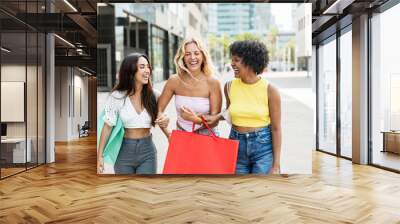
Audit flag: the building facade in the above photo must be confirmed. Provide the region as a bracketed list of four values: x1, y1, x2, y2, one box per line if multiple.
[210, 3, 272, 37]
[97, 3, 208, 91]
[312, 0, 400, 172]
[0, 0, 97, 179]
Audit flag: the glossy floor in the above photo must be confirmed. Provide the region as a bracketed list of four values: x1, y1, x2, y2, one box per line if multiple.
[0, 135, 399, 223]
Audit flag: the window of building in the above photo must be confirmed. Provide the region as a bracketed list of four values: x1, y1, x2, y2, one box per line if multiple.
[339, 27, 352, 158]
[317, 35, 337, 155]
[0, 2, 46, 179]
[371, 3, 400, 171]
[189, 13, 198, 29]
[168, 34, 178, 76]
[151, 26, 167, 83]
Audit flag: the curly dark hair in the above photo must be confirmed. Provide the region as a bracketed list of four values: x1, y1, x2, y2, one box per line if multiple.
[229, 40, 269, 74]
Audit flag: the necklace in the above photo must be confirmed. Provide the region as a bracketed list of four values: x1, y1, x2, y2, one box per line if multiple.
[178, 72, 206, 86]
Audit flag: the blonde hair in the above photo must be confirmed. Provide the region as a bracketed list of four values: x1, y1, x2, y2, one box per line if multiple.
[174, 37, 214, 79]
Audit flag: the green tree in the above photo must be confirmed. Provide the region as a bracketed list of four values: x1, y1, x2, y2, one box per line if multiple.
[233, 32, 261, 41]
[208, 33, 219, 64]
[207, 34, 232, 73]
[266, 26, 279, 62]
[285, 36, 296, 64]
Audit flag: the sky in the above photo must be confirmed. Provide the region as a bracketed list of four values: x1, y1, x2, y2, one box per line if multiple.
[271, 4, 294, 32]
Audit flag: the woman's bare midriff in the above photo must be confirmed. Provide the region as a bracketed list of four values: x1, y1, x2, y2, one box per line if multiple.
[232, 125, 265, 133]
[124, 128, 151, 139]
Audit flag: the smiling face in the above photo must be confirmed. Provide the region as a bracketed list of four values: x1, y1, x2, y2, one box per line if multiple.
[134, 56, 151, 85]
[183, 42, 204, 73]
[231, 55, 250, 78]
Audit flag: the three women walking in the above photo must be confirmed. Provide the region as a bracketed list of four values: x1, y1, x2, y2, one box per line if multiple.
[98, 38, 281, 175]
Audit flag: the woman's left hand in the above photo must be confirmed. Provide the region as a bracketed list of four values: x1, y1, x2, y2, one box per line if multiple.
[155, 113, 169, 128]
[269, 163, 280, 175]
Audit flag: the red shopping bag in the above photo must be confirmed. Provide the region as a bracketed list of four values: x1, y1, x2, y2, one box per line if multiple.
[163, 117, 239, 174]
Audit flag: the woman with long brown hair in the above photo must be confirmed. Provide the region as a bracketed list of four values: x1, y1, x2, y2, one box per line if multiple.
[97, 53, 169, 174]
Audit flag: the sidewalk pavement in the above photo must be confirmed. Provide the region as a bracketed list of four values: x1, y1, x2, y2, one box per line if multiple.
[97, 71, 313, 174]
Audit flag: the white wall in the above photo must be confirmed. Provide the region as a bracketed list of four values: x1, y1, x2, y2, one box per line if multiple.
[55, 66, 68, 141]
[296, 4, 312, 57]
[46, 33, 55, 163]
[1, 65, 36, 138]
[1, 64, 46, 164]
[54, 67, 89, 141]
[184, 4, 203, 40]
[312, 45, 317, 147]
[71, 72, 89, 138]
[1, 65, 25, 140]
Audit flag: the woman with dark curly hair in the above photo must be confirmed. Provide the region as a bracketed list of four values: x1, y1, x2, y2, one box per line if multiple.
[205, 40, 282, 174]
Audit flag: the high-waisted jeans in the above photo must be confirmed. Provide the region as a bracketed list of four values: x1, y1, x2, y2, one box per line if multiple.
[229, 126, 273, 174]
[114, 135, 157, 174]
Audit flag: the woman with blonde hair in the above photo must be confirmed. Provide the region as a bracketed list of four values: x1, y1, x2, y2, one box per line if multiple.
[158, 37, 222, 135]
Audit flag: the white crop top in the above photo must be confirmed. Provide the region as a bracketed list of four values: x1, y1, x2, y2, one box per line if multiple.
[103, 90, 160, 128]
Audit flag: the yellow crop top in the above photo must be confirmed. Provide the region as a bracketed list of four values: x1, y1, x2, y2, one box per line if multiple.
[228, 78, 270, 127]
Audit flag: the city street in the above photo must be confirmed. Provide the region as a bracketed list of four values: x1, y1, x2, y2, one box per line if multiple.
[98, 71, 314, 174]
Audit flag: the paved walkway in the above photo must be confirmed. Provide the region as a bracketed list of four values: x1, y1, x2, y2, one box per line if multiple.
[97, 71, 314, 174]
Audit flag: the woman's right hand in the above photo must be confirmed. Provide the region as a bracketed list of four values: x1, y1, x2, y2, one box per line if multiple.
[181, 106, 201, 123]
[97, 156, 104, 173]
[155, 112, 170, 128]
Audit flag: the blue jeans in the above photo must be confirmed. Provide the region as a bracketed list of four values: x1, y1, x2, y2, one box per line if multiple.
[114, 135, 157, 174]
[229, 126, 273, 174]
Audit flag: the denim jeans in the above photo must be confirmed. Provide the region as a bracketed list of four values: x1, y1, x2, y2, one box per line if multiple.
[229, 126, 273, 174]
[114, 135, 157, 174]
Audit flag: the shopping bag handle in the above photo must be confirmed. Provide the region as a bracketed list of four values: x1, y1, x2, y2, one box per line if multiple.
[191, 115, 217, 139]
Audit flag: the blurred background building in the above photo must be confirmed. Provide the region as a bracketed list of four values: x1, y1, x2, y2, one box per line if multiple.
[0, 0, 97, 179]
[209, 3, 273, 36]
[207, 3, 303, 73]
[97, 3, 309, 92]
[98, 3, 209, 90]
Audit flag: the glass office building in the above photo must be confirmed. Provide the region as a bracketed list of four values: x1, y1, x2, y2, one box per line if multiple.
[2, 0, 399, 179]
[0, 0, 97, 179]
[312, 0, 400, 172]
[97, 3, 184, 91]
[0, 0, 47, 179]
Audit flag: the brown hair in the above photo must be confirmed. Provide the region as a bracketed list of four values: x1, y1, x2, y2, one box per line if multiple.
[113, 53, 157, 126]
